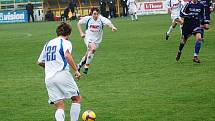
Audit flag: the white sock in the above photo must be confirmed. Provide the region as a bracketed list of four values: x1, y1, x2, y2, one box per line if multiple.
[135, 14, 138, 20]
[131, 15, 134, 20]
[70, 103, 81, 121]
[79, 56, 86, 66]
[180, 25, 183, 35]
[167, 26, 173, 35]
[55, 109, 65, 121]
[86, 53, 94, 65]
[194, 53, 198, 57]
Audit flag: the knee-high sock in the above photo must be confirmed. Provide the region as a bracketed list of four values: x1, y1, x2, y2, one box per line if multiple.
[70, 103, 81, 121]
[86, 53, 95, 65]
[55, 109, 65, 121]
[167, 25, 173, 35]
[201, 29, 204, 39]
[180, 25, 183, 35]
[135, 14, 138, 20]
[179, 42, 185, 52]
[194, 40, 201, 56]
[131, 15, 134, 20]
[79, 56, 87, 67]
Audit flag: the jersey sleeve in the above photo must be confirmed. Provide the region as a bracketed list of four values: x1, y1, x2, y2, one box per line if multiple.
[101, 16, 112, 26]
[38, 44, 46, 63]
[79, 16, 91, 24]
[180, 2, 189, 17]
[63, 41, 72, 54]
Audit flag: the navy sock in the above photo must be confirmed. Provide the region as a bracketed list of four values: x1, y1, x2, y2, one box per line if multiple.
[195, 41, 201, 55]
[201, 29, 204, 38]
[179, 43, 184, 52]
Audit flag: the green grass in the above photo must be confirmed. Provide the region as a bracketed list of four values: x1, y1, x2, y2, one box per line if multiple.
[0, 13, 215, 121]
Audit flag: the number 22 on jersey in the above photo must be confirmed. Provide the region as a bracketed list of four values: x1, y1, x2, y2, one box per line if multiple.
[46, 46, 57, 61]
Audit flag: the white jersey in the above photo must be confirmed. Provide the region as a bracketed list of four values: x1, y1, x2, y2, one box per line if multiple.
[166, 0, 184, 16]
[127, 0, 137, 14]
[38, 36, 72, 80]
[79, 15, 112, 44]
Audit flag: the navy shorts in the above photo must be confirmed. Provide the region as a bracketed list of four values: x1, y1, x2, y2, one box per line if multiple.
[182, 25, 204, 39]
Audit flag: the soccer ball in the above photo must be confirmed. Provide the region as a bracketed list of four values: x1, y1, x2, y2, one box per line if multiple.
[82, 110, 96, 121]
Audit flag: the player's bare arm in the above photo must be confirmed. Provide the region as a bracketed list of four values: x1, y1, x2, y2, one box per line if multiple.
[65, 50, 81, 80]
[106, 23, 117, 32]
[77, 21, 85, 38]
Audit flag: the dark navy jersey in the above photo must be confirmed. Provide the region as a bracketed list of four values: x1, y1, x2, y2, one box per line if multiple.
[199, 0, 212, 7]
[180, 1, 205, 26]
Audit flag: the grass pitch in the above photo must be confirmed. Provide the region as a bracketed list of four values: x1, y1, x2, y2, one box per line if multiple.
[0, 13, 215, 121]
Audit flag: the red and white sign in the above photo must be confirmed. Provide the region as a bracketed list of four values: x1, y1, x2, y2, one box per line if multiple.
[137, 1, 168, 15]
[144, 2, 163, 10]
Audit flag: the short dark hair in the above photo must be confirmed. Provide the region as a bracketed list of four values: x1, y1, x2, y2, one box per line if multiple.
[56, 22, 72, 36]
[90, 8, 100, 14]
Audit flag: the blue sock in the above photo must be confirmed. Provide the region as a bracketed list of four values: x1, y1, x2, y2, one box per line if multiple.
[194, 41, 201, 56]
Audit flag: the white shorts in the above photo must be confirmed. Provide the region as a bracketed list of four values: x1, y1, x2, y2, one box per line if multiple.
[171, 14, 181, 22]
[45, 70, 80, 104]
[84, 38, 100, 49]
[128, 7, 137, 15]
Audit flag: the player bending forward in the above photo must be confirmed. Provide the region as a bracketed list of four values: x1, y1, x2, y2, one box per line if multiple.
[37, 22, 81, 121]
[165, 0, 185, 40]
[77, 8, 117, 74]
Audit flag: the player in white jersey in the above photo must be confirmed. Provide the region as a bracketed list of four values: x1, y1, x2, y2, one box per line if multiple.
[127, 0, 138, 21]
[37, 22, 81, 121]
[77, 8, 117, 74]
[165, 0, 185, 40]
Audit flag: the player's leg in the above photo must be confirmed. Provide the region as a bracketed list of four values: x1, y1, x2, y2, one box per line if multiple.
[31, 13, 34, 22]
[131, 13, 134, 21]
[176, 24, 190, 61]
[176, 36, 188, 61]
[166, 21, 177, 40]
[193, 31, 203, 63]
[77, 39, 90, 72]
[77, 52, 88, 72]
[134, 11, 138, 20]
[175, 18, 184, 35]
[129, 8, 135, 21]
[55, 100, 65, 121]
[70, 96, 81, 121]
[27, 13, 30, 22]
[84, 42, 97, 74]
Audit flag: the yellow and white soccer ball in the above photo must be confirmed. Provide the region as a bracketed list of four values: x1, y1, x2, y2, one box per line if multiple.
[82, 110, 96, 121]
